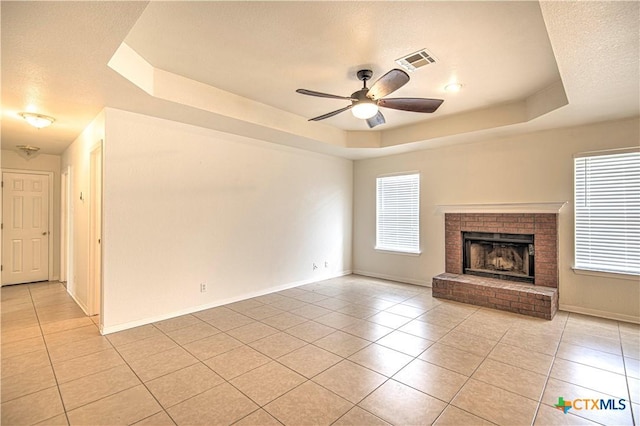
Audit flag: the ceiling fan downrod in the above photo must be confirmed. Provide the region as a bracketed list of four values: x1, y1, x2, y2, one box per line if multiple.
[356, 69, 373, 89]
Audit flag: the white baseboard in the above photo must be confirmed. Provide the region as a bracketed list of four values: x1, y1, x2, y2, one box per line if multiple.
[101, 270, 353, 335]
[314, 270, 352, 282]
[560, 304, 640, 324]
[67, 288, 90, 316]
[352, 270, 430, 287]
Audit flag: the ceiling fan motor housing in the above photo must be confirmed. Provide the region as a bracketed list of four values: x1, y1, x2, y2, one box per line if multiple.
[351, 89, 373, 105]
[356, 69, 373, 82]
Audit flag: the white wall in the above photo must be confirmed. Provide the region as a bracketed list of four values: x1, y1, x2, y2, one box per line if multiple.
[61, 112, 105, 313]
[1, 150, 61, 281]
[353, 117, 640, 323]
[101, 108, 352, 332]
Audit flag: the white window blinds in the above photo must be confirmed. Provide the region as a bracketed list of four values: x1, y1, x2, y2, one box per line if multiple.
[376, 173, 420, 254]
[574, 150, 640, 275]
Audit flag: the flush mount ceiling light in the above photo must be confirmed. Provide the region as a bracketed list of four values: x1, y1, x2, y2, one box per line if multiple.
[16, 145, 41, 158]
[444, 83, 463, 93]
[18, 112, 55, 129]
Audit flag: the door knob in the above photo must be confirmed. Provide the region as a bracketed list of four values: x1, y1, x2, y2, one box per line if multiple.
[42, 231, 48, 236]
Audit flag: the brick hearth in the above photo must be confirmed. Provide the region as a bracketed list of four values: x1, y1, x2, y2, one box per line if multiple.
[432, 273, 558, 319]
[436, 212, 560, 319]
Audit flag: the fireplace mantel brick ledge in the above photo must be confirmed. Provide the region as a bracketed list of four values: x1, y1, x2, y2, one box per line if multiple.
[436, 212, 560, 319]
[432, 273, 558, 320]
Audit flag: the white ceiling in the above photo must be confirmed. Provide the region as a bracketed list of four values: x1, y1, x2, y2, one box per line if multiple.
[1, 1, 638, 159]
[124, 1, 559, 130]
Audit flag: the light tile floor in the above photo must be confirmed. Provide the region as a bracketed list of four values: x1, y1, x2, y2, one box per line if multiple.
[1, 275, 638, 425]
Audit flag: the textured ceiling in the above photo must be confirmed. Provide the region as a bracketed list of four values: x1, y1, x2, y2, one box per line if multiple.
[1, 1, 638, 159]
[124, 1, 559, 130]
[1, 1, 150, 154]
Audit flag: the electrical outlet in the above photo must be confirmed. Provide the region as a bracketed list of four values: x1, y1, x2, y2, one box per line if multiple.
[313, 263, 318, 270]
[325, 261, 329, 268]
[200, 283, 207, 293]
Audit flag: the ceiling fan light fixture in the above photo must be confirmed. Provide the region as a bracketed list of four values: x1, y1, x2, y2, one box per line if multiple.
[351, 101, 379, 119]
[297, 68, 443, 124]
[18, 112, 55, 129]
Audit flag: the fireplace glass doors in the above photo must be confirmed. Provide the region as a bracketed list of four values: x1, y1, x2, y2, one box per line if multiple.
[462, 232, 534, 283]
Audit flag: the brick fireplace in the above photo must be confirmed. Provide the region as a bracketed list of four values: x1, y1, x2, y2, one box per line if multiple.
[445, 213, 558, 287]
[433, 208, 562, 319]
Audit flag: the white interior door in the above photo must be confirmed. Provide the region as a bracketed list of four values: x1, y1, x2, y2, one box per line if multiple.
[2, 172, 50, 285]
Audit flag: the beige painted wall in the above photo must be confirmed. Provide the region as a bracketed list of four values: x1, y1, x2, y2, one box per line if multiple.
[101, 108, 353, 332]
[353, 116, 640, 323]
[1, 149, 62, 282]
[61, 112, 105, 314]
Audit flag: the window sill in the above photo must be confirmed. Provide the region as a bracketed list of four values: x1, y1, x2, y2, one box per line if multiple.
[572, 267, 639, 282]
[375, 247, 421, 257]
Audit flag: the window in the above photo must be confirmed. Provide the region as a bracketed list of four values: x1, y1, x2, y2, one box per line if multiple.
[574, 150, 640, 275]
[376, 173, 420, 254]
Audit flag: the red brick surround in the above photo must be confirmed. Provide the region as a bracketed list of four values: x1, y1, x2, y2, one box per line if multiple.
[445, 213, 559, 288]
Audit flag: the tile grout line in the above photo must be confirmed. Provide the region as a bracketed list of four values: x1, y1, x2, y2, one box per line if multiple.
[251, 327, 387, 424]
[429, 311, 513, 426]
[220, 321, 364, 421]
[53, 364, 140, 414]
[136, 316, 339, 424]
[306, 298, 459, 424]
[530, 312, 632, 426]
[618, 323, 637, 426]
[4, 279, 637, 425]
[527, 312, 567, 426]
[28, 282, 73, 426]
[344, 292, 465, 423]
[540, 312, 635, 425]
[165, 289, 417, 424]
[107, 322, 182, 426]
[346, 299, 482, 424]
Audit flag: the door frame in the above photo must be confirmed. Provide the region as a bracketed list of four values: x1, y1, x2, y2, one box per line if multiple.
[1, 169, 55, 285]
[60, 166, 71, 284]
[88, 143, 102, 316]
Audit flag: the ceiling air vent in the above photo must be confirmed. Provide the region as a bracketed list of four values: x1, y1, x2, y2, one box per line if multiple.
[395, 49, 437, 72]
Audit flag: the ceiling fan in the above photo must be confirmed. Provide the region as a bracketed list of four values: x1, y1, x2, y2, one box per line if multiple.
[296, 68, 444, 128]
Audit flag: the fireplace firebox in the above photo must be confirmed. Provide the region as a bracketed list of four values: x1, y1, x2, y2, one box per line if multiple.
[462, 232, 534, 284]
